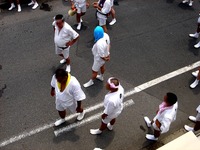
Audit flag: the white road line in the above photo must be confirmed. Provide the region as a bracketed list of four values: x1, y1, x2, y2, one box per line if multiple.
[54, 99, 135, 136]
[0, 61, 200, 147]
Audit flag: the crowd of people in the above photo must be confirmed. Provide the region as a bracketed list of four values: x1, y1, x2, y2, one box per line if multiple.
[49, 0, 200, 145]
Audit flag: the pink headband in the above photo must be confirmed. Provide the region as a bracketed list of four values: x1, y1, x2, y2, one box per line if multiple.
[107, 77, 119, 89]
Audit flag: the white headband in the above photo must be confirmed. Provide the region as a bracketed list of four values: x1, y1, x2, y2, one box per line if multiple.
[107, 77, 119, 89]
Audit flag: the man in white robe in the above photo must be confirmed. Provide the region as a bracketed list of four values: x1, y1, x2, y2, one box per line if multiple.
[51, 68, 86, 126]
[90, 77, 124, 135]
[144, 92, 178, 141]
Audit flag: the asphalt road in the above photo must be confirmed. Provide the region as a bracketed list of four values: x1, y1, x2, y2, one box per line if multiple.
[1, 0, 200, 149]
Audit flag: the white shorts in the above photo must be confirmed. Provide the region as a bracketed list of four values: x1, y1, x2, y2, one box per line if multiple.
[196, 112, 200, 121]
[98, 17, 107, 26]
[56, 100, 77, 113]
[92, 59, 105, 72]
[76, 4, 87, 14]
[55, 46, 70, 59]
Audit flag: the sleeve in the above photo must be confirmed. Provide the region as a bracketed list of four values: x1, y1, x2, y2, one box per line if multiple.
[71, 77, 86, 101]
[52, 21, 56, 26]
[51, 75, 56, 88]
[103, 101, 115, 115]
[67, 26, 79, 40]
[101, 1, 111, 14]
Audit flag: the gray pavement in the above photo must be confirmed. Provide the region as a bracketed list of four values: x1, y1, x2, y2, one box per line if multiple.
[1, 0, 200, 149]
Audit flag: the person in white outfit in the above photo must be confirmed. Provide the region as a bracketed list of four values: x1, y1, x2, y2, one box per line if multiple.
[144, 92, 178, 141]
[184, 105, 200, 132]
[70, 0, 90, 30]
[53, 14, 79, 73]
[182, 0, 194, 6]
[51, 69, 86, 126]
[28, 0, 39, 10]
[8, 0, 21, 12]
[83, 26, 110, 88]
[93, 0, 112, 33]
[90, 77, 124, 135]
[190, 69, 200, 88]
[189, 14, 200, 48]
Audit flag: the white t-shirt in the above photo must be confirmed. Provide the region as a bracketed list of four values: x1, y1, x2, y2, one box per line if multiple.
[54, 22, 79, 48]
[153, 102, 178, 133]
[103, 85, 124, 118]
[92, 33, 110, 62]
[71, 0, 86, 8]
[97, 0, 112, 19]
[51, 75, 86, 106]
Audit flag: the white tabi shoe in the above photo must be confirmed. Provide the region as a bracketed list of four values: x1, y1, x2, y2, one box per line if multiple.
[83, 80, 94, 88]
[28, 1, 34, 6]
[32, 2, 39, 9]
[194, 42, 200, 49]
[77, 23, 81, 30]
[144, 116, 151, 128]
[192, 70, 199, 77]
[107, 123, 113, 131]
[96, 75, 104, 81]
[182, 0, 189, 3]
[146, 134, 158, 141]
[190, 79, 199, 89]
[17, 5, 21, 12]
[189, 33, 199, 39]
[66, 65, 71, 73]
[184, 125, 194, 132]
[109, 18, 116, 26]
[60, 59, 66, 64]
[189, 116, 197, 122]
[90, 129, 102, 135]
[54, 119, 65, 126]
[8, 3, 15, 11]
[77, 111, 85, 121]
[189, 1, 193, 6]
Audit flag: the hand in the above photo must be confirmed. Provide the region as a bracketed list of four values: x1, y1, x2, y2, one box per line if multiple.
[76, 107, 83, 113]
[66, 41, 72, 47]
[101, 113, 108, 119]
[51, 89, 55, 97]
[93, 2, 98, 8]
[71, 4, 75, 10]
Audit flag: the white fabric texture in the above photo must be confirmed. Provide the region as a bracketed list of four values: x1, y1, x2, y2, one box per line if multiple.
[97, 0, 111, 19]
[51, 75, 86, 111]
[103, 85, 124, 119]
[153, 102, 178, 134]
[54, 22, 79, 48]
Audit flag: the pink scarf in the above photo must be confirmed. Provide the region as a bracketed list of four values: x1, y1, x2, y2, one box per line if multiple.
[157, 102, 173, 115]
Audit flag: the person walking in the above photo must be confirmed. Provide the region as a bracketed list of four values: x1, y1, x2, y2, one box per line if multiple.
[53, 14, 79, 73]
[144, 93, 178, 141]
[83, 26, 110, 88]
[28, 0, 39, 10]
[8, 0, 21, 12]
[51, 68, 86, 126]
[93, 0, 112, 33]
[109, 0, 116, 26]
[188, 14, 200, 48]
[184, 105, 200, 132]
[90, 77, 124, 135]
[70, 0, 90, 30]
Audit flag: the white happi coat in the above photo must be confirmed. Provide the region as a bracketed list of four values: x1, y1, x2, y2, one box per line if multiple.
[153, 102, 178, 134]
[103, 85, 124, 119]
[51, 75, 86, 107]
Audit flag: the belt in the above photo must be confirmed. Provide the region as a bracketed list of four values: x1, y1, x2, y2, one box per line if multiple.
[58, 46, 69, 50]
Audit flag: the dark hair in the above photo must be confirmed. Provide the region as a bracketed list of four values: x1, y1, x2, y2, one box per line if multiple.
[55, 14, 64, 21]
[55, 68, 68, 79]
[166, 92, 177, 106]
[111, 78, 119, 86]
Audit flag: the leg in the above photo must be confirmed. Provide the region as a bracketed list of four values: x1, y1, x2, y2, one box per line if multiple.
[99, 121, 107, 131]
[109, 8, 117, 26]
[194, 121, 200, 131]
[110, 118, 116, 125]
[8, 0, 15, 10]
[92, 70, 98, 80]
[154, 129, 161, 138]
[102, 25, 108, 33]
[100, 65, 105, 75]
[54, 110, 66, 126]
[66, 57, 70, 65]
[58, 110, 66, 119]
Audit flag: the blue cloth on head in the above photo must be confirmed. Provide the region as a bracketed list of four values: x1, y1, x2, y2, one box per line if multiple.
[94, 26, 104, 42]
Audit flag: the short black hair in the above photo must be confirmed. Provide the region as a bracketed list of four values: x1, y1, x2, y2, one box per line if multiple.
[55, 14, 64, 21]
[166, 92, 177, 106]
[55, 68, 68, 79]
[111, 78, 119, 86]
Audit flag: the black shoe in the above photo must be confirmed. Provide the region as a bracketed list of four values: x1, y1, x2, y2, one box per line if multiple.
[114, 2, 119, 5]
